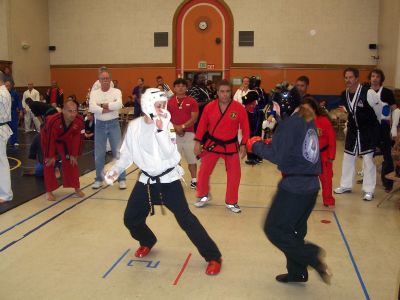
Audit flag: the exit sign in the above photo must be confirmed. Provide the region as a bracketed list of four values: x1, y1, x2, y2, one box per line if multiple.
[198, 61, 207, 69]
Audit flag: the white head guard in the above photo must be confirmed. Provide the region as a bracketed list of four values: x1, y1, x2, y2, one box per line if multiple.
[141, 88, 168, 119]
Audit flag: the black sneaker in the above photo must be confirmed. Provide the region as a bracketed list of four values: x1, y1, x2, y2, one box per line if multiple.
[275, 273, 308, 283]
[245, 160, 257, 165]
[190, 180, 197, 189]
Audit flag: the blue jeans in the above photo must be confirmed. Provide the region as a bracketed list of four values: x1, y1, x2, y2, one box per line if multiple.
[94, 118, 126, 182]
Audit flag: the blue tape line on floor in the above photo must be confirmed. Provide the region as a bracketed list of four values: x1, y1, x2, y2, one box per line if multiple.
[333, 211, 370, 300]
[0, 168, 138, 251]
[102, 248, 131, 279]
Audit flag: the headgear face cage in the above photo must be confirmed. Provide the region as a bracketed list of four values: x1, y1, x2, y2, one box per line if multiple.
[249, 76, 258, 90]
[270, 82, 301, 119]
[141, 88, 168, 119]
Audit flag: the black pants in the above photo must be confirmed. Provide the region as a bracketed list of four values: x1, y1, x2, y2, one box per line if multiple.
[247, 111, 262, 161]
[380, 122, 394, 190]
[264, 187, 321, 276]
[124, 180, 221, 262]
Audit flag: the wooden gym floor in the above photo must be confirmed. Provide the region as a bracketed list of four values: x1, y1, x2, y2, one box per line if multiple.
[0, 139, 399, 300]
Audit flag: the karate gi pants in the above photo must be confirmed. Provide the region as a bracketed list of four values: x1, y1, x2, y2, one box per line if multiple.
[319, 161, 335, 206]
[8, 111, 19, 144]
[124, 180, 221, 262]
[0, 137, 13, 201]
[197, 151, 241, 204]
[340, 152, 376, 193]
[44, 149, 80, 192]
[24, 109, 41, 132]
[264, 187, 321, 277]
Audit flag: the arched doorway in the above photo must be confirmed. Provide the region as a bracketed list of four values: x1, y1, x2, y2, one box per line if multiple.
[174, 0, 233, 80]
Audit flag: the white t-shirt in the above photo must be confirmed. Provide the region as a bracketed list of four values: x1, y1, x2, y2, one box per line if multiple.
[233, 88, 249, 104]
[89, 87, 122, 121]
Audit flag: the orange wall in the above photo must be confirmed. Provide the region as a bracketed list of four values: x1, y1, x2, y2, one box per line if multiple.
[51, 66, 372, 102]
[183, 5, 223, 70]
[50, 67, 176, 102]
[230, 68, 372, 95]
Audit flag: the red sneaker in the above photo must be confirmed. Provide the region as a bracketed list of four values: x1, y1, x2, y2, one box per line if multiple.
[134, 246, 151, 258]
[206, 259, 222, 275]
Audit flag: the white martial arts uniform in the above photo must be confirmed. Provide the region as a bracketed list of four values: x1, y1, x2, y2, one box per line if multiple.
[107, 114, 183, 183]
[22, 88, 41, 132]
[0, 85, 13, 201]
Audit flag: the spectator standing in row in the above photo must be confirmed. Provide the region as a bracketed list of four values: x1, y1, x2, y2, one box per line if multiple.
[22, 82, 41, 132]
[5, 80, 22, 145]
[168, 78, 199, 189]
[89, 68, 126, 190]
[46, 80, 64, 109]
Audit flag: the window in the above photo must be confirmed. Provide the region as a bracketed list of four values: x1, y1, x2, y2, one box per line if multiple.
[238, 31, 254, 47]
[154, 32, 168, 47]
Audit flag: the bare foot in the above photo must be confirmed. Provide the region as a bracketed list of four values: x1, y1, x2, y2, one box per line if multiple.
[75, 189, 85, 198]
[0, 198, 9, 204]
[46, 192, 56, 201]
[55, 168, 61, 179]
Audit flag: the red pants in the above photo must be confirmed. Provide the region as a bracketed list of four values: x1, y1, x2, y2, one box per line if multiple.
[196, 152, 241, 204]
[319, 160, 335, 206]
[44, 153, 80, 192]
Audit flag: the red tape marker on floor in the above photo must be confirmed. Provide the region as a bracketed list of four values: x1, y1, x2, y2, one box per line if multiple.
[321, 219, 331, 224]
[173, 253, 192, 285]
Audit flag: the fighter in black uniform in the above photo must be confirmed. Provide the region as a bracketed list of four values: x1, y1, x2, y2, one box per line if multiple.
[247, 84, 331, 284]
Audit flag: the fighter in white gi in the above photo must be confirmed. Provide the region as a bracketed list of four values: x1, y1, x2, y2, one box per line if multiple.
[105, 88, 222, 275]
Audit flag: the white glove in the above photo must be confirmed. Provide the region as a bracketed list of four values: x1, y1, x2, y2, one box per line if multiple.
[154, 109, 171, 131]
[367, 89, 383, 122]
[104, 169, 119, 185]
[391, 128, 397, 138]
[262, 118, 276, 130]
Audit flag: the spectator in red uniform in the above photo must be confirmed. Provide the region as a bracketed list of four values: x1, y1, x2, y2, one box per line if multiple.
[301, 97, 336, 207]
[45, 80, 64, 109]
[194, 80, 250, 213]
[41, 100, 85, 201]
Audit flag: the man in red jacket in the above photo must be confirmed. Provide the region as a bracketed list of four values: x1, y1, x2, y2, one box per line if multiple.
[41, 100, 85, 201]
[194, 80, 250, 213]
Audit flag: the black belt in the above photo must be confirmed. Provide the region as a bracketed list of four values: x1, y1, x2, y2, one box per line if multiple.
[141, 167, 175, 216]
[0, 122, 8, 126]
[320, 145, 329, 152]
[56, 139, 70, 160]
[205, 134, 238, 155]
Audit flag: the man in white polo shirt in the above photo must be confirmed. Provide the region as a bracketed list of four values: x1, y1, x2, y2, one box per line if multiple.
[89, 69, 126, 189]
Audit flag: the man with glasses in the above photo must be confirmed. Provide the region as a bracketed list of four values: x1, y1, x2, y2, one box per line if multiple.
[89, 68, 126, 189]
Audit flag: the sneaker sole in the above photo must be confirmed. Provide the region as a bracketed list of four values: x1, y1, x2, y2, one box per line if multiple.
[333, 189, 352, 194]
[226, 207, 241, 213]
[194, 201, 209, 208]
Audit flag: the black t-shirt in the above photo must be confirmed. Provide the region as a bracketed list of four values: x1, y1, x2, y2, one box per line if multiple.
[29, 101, 57, 118]
[378, 87, 395, 106]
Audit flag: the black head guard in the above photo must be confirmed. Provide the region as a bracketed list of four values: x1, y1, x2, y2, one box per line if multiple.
[270, 81, 301, 119]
